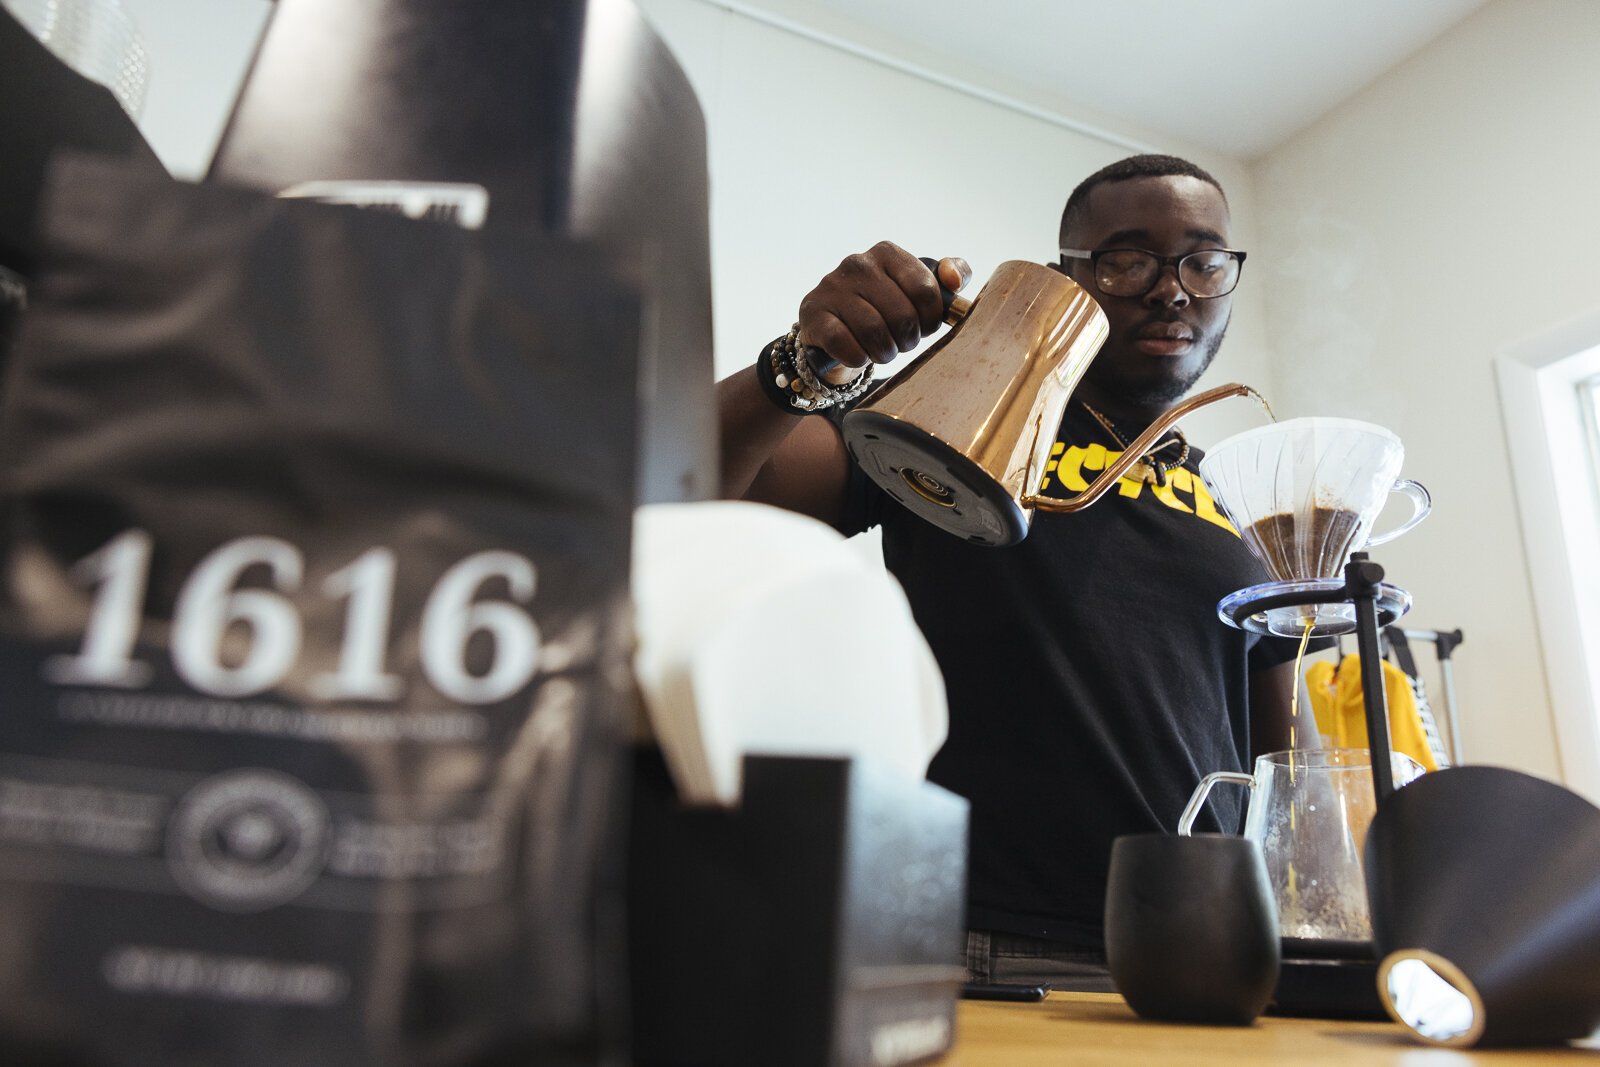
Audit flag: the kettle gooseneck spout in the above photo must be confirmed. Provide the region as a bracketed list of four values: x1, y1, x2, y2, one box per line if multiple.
[1023, 383, 1259, 513]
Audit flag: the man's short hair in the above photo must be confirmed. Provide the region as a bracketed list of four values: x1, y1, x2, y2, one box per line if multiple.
[1058, 154, 1227, 248]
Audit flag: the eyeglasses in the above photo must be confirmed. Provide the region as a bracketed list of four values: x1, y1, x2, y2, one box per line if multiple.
[1058, 247, 1247, 299]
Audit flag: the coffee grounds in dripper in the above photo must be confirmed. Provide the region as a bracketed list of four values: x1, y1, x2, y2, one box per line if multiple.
[1241, 506, 1363, 580]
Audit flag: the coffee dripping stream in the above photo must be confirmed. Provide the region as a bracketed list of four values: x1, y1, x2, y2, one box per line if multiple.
[838, 259, 1271, 547]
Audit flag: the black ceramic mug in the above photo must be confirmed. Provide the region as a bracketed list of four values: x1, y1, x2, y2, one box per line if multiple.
[1105, 833, 1281, 1024]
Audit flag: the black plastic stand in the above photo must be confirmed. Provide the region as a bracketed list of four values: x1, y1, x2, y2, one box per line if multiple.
[1345, 553, 1395, 803]
[1220, 553, 1401, 807]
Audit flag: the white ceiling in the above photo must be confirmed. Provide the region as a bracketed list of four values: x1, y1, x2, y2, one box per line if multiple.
[782, 0, 1492, 159]
[110, 0, 1496, 176]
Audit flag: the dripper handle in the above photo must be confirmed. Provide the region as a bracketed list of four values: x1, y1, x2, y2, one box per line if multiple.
[1177, 772, 1255, 836]
[1364, 479, 1432, 547]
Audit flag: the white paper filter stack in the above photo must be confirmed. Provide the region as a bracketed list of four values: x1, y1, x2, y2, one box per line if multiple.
[631, 501, 947, 808]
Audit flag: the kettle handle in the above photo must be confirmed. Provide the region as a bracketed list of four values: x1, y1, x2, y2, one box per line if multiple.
[812, 258, 972, 379]
[1177, 771, 1255, 836]
[918, 256, 974, 326]
[1022, 383, 1261, 514]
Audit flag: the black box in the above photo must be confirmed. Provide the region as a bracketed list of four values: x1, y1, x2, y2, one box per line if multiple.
[627, 750, 968, 1067]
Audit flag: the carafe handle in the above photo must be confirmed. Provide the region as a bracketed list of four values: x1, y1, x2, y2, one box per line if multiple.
[1177, 771, 1255, 836]
[1363, 479, 1431, 547]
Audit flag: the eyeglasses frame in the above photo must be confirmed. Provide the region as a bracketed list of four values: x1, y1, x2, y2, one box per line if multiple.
[1058, 246, 1248, 300]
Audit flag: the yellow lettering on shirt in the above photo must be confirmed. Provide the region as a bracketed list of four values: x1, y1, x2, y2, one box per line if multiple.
[1171, 468, 1239, 534]
[1150, 472, 1193, 514]
[1037, 438, 1242, 537]
[1042, 441, 1066, 481]
[1043, 443, 1146, 499]
[1051, 442, 1091, 492]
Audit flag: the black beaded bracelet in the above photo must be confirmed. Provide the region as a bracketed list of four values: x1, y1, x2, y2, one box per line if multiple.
[756, 334, 807, 415]
[754, 325, 873, 415]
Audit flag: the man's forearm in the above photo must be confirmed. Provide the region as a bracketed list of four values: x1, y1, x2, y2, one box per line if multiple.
[715, 362, 854, 529]
[716, 365, 807, 500]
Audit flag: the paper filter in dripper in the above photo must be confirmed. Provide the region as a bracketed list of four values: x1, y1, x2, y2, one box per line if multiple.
[1198, 417, 1430, 637]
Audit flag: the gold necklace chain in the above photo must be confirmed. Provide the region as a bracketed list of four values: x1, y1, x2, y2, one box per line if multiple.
[1079, 399, 1191, 486]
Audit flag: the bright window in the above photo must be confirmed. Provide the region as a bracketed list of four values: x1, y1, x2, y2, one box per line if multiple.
[1584, 372, 1600, 491]
[1497, 328, 1600, 804]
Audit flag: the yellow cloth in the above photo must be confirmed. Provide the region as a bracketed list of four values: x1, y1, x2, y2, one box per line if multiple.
[1304, 655, 1439, 772]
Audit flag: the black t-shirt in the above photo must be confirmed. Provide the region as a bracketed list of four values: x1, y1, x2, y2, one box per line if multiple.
[835, 401, 1302, 950]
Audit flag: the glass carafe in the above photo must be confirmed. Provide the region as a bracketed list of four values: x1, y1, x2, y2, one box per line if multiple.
[1179, 748, 1425, 944]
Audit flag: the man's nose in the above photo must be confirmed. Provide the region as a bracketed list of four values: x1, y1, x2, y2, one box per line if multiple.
[1144, 266, 1190, 308]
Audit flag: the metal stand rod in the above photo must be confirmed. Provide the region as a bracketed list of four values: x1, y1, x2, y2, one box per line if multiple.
[1348, 553, 1395, 804]
[1436, 629, 1466, 766]
[1439, 656, 1464, 765]
[1399, 626, 1466, 764]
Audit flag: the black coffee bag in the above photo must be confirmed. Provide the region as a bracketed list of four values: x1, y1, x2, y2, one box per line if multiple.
[0, 156, 642, 1066]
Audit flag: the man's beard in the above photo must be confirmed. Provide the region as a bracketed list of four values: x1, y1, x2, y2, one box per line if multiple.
[1134, 330, 1224, 405]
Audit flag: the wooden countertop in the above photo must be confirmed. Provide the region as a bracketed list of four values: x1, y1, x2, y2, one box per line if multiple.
[947, 992, 1600, 1065]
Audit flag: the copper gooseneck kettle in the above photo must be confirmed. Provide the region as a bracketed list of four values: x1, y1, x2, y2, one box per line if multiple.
[840, 259, 1254, 547]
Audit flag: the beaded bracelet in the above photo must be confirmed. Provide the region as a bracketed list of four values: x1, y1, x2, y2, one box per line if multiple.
[755, 325, 873, 415]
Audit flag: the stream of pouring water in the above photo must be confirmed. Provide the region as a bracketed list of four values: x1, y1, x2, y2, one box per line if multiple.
[1242, 384, 1278, 424]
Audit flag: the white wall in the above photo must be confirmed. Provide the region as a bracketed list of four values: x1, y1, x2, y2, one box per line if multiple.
[115, 0, 1274, 447]
[634, 0, 1274, 449]
[1253, 0, 1600, 792]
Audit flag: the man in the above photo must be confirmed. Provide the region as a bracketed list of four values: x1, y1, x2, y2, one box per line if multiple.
[717, 155, 1311, 988]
